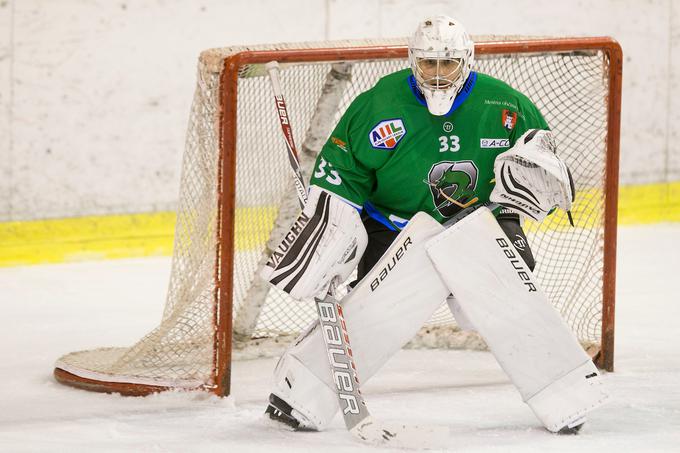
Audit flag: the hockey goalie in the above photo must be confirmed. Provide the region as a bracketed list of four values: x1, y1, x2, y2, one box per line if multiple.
[259, 15, 608, 436]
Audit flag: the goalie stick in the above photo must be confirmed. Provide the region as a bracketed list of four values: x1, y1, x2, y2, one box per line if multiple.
[265, 61, 448, 448]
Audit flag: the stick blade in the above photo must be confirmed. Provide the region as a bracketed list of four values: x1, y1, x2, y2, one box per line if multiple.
[350, 416, 450, 449]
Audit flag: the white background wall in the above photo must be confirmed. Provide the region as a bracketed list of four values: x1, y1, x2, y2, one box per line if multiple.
[0, 0, 678, 221]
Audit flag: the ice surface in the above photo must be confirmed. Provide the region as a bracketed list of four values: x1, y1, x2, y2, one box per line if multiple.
[1, 225, 679, 452]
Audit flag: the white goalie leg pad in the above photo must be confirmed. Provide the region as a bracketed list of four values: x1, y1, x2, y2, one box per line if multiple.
[271, 212, 448, 430]
[270, 343, 338, 429]
[425, 207, 608, 431]
[527, 360, 605, 432]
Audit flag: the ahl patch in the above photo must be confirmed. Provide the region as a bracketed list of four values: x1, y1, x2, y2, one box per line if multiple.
[369, 119, 407, 150]
[502, 109, 517, 131]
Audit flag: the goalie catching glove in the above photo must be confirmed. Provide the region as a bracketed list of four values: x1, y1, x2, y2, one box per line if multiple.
[490, 129, 575, 224]
[260, 186, 368, 300]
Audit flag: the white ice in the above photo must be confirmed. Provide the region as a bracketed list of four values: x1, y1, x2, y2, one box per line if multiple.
[1, 224, 679, 452]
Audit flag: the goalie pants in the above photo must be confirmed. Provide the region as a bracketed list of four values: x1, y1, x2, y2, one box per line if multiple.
[355, 210, 535, 283]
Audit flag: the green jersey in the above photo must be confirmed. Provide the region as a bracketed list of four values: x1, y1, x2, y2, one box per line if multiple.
[310, 68, 549, 230]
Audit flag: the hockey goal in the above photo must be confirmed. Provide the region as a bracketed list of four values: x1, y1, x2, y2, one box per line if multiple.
[54, 36, 622, 397]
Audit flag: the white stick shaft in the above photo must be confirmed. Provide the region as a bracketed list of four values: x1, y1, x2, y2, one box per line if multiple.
[265, 61, 307, 208]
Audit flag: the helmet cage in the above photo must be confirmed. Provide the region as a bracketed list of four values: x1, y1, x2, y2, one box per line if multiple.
[413, 54, 464, 91]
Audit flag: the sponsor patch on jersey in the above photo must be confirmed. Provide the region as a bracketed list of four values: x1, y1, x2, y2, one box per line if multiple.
[480, 138, 510, 148]
[502, 109, 518, 131]
[369, 119, 406, 150]
[330, 136, 348, 152]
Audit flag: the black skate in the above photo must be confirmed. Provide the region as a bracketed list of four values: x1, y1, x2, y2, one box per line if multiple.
[265, 393, 301, 430]
[557, 421, 584, 435]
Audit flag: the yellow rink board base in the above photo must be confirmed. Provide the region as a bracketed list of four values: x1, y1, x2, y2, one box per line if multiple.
[1, 181, 679, 267]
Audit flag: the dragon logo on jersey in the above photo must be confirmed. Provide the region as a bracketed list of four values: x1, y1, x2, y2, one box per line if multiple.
[369, 119, 407, 150]
[502, 109, 517, 131]
[424, 161, 480, 218]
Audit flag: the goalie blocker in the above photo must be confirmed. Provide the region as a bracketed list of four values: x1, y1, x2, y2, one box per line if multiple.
[260, 186, 368, 300]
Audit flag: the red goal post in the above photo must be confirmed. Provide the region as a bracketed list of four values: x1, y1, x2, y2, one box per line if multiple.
[54, 36, 622, 398]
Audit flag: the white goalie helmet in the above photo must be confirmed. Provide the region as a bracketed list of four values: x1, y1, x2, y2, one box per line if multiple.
[408, 15, 475, 116]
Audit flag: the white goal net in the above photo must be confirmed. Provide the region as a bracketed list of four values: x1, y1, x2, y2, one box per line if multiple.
[54, 36, 621, 396]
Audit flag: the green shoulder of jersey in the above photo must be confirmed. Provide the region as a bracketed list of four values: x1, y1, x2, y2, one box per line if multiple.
[310, 68, 549, 229]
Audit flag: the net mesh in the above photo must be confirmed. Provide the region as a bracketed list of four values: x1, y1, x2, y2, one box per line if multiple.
[55, 38, 611, 391]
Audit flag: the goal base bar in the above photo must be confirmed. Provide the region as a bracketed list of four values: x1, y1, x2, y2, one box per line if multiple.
[53, 367, 207, 397]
